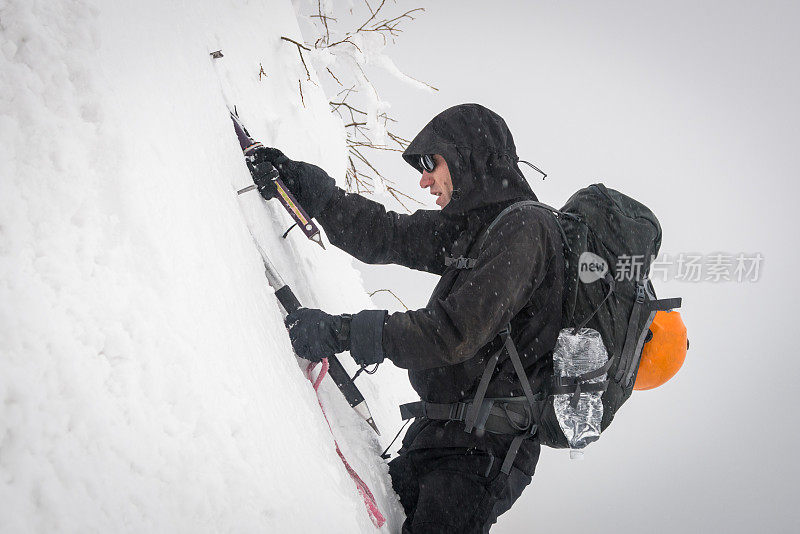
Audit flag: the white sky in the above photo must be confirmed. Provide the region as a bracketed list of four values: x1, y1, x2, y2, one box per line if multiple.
[346, 1, 800, 532]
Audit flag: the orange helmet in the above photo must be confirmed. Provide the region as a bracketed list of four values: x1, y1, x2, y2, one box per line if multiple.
[634, 310, 688, 391]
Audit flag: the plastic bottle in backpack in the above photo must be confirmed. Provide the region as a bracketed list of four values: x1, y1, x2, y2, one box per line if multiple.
[552, 328, 609, 459]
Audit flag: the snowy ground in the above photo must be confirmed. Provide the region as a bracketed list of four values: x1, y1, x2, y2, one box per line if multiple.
[1, 0, 415, 531]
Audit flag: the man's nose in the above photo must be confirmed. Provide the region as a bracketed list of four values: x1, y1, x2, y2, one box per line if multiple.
[420, 172, 433, 188]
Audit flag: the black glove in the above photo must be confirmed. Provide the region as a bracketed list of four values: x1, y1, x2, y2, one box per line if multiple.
[246, 150, 280, 200]
[247, 147, 337, 219]
[284, 308, 351, 362]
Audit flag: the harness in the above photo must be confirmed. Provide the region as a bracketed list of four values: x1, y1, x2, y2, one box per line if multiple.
[399, 326, 541, 475]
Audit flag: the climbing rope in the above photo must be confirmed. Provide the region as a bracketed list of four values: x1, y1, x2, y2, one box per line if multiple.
[305, 359, 386, 528]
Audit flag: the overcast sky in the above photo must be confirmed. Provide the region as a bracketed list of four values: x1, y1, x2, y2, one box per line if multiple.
[344, 1, 800, 532]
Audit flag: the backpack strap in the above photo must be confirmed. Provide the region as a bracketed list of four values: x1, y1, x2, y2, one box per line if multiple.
[471, 200, 566, 255]
[616, 282, 683, 386]
[572, 272, 616, 334]
[551, 358, 612, 408]
[650, 297, 682, 311]
[463, 326, 512, 433]
[462, 325, 540, 475]
[444, 200, 569, 270]
[497, 326, 541, 474]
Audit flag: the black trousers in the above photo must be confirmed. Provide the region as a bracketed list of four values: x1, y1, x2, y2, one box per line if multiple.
[388, 448, 532, 533]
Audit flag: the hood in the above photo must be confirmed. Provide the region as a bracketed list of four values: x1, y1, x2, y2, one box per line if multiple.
[402, 103, 537, 217]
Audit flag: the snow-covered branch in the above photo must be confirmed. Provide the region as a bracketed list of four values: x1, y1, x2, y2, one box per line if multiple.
[286, 0, 436, 210]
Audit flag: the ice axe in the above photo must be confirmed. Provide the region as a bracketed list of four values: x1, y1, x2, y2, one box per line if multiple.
[251, 237, 379, 435]
[230, 110, 325, 249]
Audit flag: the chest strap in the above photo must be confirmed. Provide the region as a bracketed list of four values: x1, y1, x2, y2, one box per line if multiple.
[444, 256, 477, 269]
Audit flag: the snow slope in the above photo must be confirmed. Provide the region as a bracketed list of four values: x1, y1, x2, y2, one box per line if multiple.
[0, 0, 414, 531]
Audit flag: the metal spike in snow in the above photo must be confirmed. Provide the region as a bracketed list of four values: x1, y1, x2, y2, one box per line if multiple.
[230, 111, 325, 249]
[250, 238, 379, 435]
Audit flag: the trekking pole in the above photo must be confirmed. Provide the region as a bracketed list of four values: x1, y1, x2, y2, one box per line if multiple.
[250, 238, 380, 436]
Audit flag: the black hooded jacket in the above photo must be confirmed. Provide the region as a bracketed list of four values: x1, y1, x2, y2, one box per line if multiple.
[316, 104, 564, 474]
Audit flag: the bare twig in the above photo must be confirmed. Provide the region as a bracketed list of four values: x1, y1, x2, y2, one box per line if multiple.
[368, 288, 410, 311]
[357, 0, 388, 32]
[326, 67, 343, 86]
[346, 140, 405, 152]
[350, 146, 386, 180]
[280, 36, 311, 51]
[387, 185, 422, 204]
[330, 101, 367, 115]
[378, 8, 425, 30]
[281, 37, 312, 80]
[388, 131, 411, 148]
[387, 186, 419, 212]
[298, 80, 305, 107]
[315, 0, 332, 44]
[327, 36, 363, 52]
[335, 85, 359, 102]
[362, 8, 424, 42]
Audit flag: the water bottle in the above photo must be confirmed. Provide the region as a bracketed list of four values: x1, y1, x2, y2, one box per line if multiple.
[552, 328, 609, 459]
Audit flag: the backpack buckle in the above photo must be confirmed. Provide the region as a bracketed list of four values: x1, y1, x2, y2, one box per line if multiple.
[445, 256, 476, 269]
[456, 256, 476, 269]
[635, 283, 647, 304]
[450, 402, 467, 421]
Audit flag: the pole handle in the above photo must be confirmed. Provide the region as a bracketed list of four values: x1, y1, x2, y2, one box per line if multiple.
[274, 285, 301, 314]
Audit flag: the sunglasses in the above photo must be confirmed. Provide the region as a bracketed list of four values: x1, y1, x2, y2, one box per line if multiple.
[419, 154, 436, 173]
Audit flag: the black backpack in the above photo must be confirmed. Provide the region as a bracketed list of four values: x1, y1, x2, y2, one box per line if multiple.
[399, 184, 683, 471]
[470, 183, 683, 449]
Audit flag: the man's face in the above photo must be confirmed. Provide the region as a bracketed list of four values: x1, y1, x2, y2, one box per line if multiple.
[419, 154, 454, 208]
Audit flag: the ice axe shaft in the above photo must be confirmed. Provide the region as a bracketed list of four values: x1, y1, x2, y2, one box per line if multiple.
[250, 239, 379, 436]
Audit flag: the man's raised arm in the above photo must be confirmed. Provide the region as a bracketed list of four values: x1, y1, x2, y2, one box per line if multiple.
[318, 189, 457, 274]
[249, 146, 455, 274]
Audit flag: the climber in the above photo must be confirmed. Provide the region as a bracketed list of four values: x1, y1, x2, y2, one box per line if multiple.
[248, 103, 563, 532]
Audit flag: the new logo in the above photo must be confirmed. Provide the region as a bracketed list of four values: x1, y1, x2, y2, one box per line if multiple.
[578, 252, 608, 284]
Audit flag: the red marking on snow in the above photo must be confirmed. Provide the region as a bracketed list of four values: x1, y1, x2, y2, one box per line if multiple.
[306, 359, 386, 528]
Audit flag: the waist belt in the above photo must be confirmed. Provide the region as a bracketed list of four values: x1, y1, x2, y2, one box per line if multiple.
[399, 397, 535, 436]
[399, 395, 539, 476]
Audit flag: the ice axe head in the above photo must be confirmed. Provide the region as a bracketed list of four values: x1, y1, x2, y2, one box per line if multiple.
[230, 112, 262, 156]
